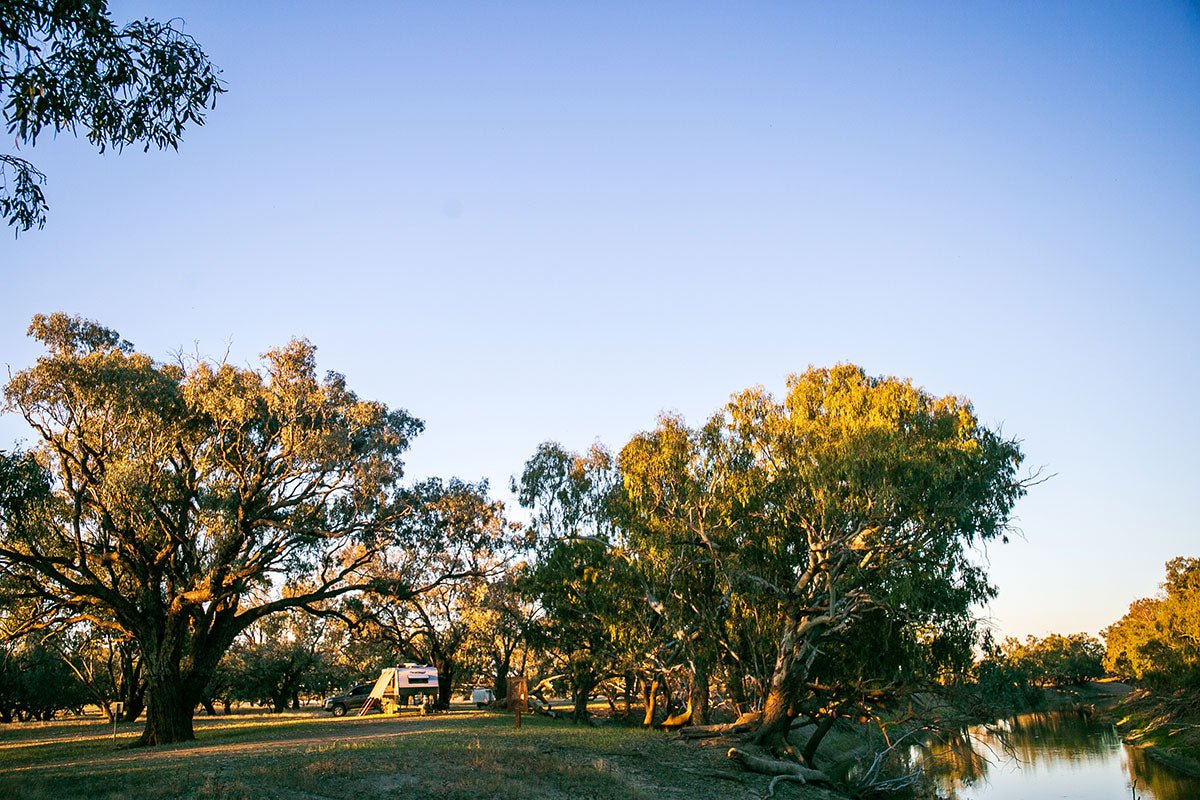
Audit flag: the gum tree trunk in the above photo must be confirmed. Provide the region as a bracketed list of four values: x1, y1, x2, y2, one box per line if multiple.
[492, 654, 509, 705]
[121, 681, 146, 722]
[136, 613, 239, 745]
[690, 667, 710, 726]
[141, 666, 196, 745]
[726, 664, 750, 716]
[572, 683, 594, 723]
[435, 657, 456, 709]
[802, 714, 839, 767]
[753, 620, 825, 754]
[642, 675, 661, 727]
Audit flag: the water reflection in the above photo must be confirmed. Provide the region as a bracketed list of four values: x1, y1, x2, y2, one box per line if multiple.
[1124, 745, 1200, 800]
[912, 709, 1200, 800]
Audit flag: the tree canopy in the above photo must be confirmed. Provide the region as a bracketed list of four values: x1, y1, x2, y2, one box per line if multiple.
[620, 366, 1026, 752]
[1105, 557, 1200, 690]
[514, 365, 1027, 765]
[0, 1, 223, 232]
[0, 321, 1033, 779]
[0, 313, 481, 744]
[993, 633, 1106, 688]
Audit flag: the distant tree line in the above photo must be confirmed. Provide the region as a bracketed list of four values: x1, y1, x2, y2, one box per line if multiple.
[972, 633, 1105, 710]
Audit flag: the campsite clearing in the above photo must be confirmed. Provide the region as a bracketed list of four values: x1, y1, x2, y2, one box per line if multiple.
[0, 707, 840, 800]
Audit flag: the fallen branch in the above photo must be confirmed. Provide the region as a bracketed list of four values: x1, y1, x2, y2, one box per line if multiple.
[528, 694, 559, 719]
[678, 712, 762, 739]
[727, 748, 830, 784]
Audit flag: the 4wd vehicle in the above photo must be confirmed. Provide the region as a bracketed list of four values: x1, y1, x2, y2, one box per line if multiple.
[323, 684, 372, 716]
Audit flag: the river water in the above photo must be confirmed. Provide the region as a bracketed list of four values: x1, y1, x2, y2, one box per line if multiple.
[915, 708, 1200, 800]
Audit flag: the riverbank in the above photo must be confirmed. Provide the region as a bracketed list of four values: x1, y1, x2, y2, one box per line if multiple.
[1040, 677, 1133, 711]
[1107, 688, 1200, 779]
[1035, 679, 1200, 778]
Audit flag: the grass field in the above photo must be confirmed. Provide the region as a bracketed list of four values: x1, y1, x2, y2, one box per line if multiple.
[0, 706, 841, 800]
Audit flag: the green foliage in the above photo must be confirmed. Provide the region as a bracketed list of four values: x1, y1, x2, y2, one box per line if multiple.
[515, 365, 1025, 755]
[613, 365, 1025, 749]
[0, 1, 223, 231]
[617, 414, 742, 722]
[1105, 557, 1200, 690]
[457, 563, 536, 701]
[974, 632, 1105, 713]
[223, 614, 331, 712]
[0, 637, 89, 722]
[0, 449, 50, 528]
[973, 651, 1041, 711]
[522, 536, 644, 720]
[516, 443, 647, 721]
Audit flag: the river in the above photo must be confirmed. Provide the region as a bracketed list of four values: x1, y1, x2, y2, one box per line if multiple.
[914, 708, 1200, 800]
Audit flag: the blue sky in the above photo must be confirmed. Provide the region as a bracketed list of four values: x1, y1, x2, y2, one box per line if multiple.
[2, 1, 1198, 639]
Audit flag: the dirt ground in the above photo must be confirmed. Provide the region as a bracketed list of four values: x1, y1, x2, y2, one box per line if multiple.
[0, 706, 844, 800]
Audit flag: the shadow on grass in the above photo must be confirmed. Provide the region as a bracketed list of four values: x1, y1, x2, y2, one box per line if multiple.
[0, 712, 681, 800]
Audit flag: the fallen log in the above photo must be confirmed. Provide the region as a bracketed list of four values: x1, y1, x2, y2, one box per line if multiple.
[727, 747, 831, 785]
[528, 694, 559, 719]
[678, 712, 763, 739]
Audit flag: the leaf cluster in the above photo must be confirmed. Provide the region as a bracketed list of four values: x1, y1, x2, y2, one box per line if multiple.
[1, 0, 224, 231]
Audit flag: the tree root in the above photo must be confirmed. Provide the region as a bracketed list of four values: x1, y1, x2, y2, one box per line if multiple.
[678, 767, 748, 782]
[727, 747, 831, 785]
[767, 774, 810, 798]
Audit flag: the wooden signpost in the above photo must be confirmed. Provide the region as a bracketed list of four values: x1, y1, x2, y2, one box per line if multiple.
[110, 702, 123, 744]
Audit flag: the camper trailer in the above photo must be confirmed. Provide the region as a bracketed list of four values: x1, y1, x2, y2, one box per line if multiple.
[324, 664, 440, 716]
[388, 664, 438, 705]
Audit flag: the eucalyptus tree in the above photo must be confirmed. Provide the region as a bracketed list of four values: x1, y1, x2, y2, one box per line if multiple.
[617, 414, 745, 726]
[460, 563, 538, 703]
[1104, 557, 1200, 690]
[717, 366, 1025, 753]
[515, 442, 647, 722]
[0, 313, 478, 744]
[1, 0, 223, 231]
[999, 633, 1105, 688]
[0, 635, 88, 721]
[610, 365, 1024, 760]
[50, 623, 144, 722]
[224, 611, 334, 713]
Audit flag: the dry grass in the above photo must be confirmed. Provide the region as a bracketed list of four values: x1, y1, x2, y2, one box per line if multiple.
[0, 707, 839, 800]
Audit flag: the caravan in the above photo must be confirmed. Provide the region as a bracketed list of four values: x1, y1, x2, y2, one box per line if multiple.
[323, 664, 439, 716]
